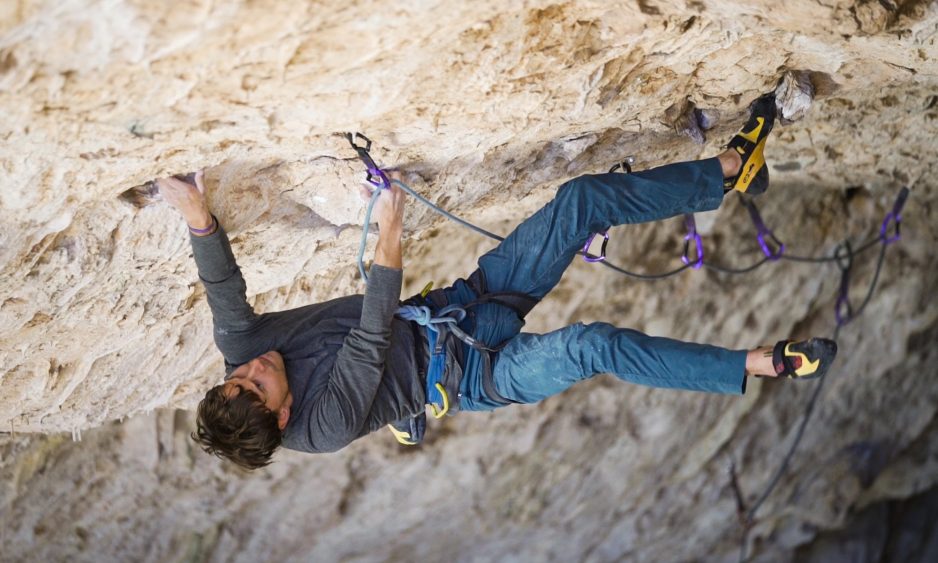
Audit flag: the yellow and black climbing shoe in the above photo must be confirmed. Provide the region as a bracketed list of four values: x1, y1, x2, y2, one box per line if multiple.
[773, 338, 838, 380]
[724, 93, 777, 195]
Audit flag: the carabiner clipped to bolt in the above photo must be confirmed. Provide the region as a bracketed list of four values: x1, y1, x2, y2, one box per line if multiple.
[880, 186, 909, 245]
[608, 155, 636, 174]
[681, 213, 704, 269]
[742, 198, 785, 260]
[345, 132, 391, 190]
[582, 231, 609, 263]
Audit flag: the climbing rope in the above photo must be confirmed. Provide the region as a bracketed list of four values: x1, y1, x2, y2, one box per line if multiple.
[349, 133, 906, 290]
[351, 131, 504, 282]
[736, 187, 907, 562]
[347, 134, 910, 560]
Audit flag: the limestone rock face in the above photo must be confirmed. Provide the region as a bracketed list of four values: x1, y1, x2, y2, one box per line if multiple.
[1, 1, 937, 561]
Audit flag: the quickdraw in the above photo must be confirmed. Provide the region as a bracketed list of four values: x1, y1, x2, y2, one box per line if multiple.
[833, 240, 855, 326]
[742, 198, 784, 260]
[880, 186, 909, 245]
[579, 156, 637, 264]
[608, 156, 635, 174]
[582, 231, 609, 263]
[681, 213, 704, 269]
[834, 187, 909, 326]
[346, 132, 391, 190]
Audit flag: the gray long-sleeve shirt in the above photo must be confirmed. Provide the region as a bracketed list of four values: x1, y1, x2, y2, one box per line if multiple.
[190, 224, 425, 453]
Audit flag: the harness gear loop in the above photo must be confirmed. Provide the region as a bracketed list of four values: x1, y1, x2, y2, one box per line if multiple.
[428, 383, 449, 418]
[387, 425, 418, 445]
[880, 186, 909, 245]
[833, 240, 855, 326]
[387, 413, 425, 445]
[582, 231, 609, 263]
[681, 213, 704, 269]
[742, 198, 785, 260]
[345, 132, 391, 189]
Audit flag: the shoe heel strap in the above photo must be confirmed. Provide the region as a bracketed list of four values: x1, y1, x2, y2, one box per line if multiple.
[772, 340, 790, 376]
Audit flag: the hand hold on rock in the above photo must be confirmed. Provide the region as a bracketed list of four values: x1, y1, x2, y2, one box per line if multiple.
[775, 71, 816, 124]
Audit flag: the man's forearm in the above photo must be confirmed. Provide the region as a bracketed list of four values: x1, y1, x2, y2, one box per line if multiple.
[374, 227, 403, 269]
[189, 222, 260, 349]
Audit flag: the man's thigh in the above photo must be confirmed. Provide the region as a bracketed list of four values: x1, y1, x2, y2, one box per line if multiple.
[491, 324, 591, 405]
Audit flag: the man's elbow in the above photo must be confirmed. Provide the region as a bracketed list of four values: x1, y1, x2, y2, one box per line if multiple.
[309, 431, 355, 454]
[311, 412, 361, 453]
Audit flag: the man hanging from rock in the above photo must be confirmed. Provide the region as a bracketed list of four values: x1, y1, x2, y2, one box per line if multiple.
[156, 93, 837, 470]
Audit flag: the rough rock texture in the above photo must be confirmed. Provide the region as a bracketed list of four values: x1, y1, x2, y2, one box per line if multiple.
[1, 0, 937, 561]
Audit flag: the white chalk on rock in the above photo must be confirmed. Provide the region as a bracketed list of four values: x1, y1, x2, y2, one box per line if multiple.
[775, 71, 815, 124]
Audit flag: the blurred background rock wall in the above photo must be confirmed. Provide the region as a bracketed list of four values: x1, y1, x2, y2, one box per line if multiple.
[1, 0, 936, 561]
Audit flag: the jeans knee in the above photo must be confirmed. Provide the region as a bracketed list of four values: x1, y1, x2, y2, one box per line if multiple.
[558, 172, 625, 203]
[554, 176, 596, 218]
[555, 176, 587, 202]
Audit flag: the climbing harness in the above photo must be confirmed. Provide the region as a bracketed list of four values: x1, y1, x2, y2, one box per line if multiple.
[391, 275, 538, 443]
[344, 133, 911, 465]
[397, 303, 463, 418]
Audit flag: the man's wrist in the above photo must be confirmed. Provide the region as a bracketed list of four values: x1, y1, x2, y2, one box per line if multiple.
[186, 209, 214, 231]
[187, 210, 217, 236]
[374, 230, 403, 269]
[378, 224, 403, 239]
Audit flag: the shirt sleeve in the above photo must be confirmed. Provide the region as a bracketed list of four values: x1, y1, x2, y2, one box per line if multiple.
[306, 264, 403, 452]
[188, 221, 263, 363]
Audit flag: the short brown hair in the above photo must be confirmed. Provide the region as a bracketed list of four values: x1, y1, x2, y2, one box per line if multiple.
[192, 384, 282, 470]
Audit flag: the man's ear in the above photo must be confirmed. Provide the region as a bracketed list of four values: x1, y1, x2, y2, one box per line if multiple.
[277, 405, 290, 431]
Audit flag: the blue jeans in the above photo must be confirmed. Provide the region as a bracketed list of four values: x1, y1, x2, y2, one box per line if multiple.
[441, 158, 748, 411]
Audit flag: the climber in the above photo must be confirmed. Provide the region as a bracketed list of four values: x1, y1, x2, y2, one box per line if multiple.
[157, 93, 837, 470]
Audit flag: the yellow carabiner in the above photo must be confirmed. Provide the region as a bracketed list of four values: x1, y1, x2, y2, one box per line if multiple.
[420, 281, 434, 298]
[387, 424, 418, 446]
[429, 383, 449, 419]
